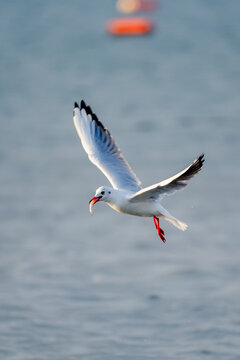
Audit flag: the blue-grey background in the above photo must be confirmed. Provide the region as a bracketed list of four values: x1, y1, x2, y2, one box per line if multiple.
[0, 1, 239, 359]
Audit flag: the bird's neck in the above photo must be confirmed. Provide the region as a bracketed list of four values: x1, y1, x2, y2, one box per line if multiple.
[106, 189, 130, 208]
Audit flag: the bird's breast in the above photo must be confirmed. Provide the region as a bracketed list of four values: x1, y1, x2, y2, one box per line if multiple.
[107, 199, 157, 217]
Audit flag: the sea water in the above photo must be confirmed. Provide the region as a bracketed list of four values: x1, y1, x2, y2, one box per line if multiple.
[0, 1, 240, 359]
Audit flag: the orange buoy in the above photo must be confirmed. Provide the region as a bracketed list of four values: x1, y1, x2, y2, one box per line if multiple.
[106, 17, 154, 36]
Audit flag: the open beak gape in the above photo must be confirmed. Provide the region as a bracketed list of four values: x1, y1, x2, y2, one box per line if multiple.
[89, 196, 102, 214]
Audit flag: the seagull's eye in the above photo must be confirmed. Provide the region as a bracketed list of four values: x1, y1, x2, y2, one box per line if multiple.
[108, 191, 111, 194]
[101, 191, 105, 195]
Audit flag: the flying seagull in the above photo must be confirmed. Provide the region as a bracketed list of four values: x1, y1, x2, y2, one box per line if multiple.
[73, 100, 204, 243]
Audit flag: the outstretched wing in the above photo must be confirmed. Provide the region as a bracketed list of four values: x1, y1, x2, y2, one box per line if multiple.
[73, 100, 141, 192]
[130, 154, 204, 202]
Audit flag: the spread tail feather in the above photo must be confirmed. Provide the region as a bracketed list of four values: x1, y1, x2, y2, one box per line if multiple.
[162, 215, 188, 231]
[158, 207, 188, 231]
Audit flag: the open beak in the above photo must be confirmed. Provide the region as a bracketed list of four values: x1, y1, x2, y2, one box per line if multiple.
[89, 196, 102, 215]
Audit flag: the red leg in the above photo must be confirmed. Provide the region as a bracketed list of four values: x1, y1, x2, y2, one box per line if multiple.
[153, 216, 158, 229]
[153, 216, 166, 243]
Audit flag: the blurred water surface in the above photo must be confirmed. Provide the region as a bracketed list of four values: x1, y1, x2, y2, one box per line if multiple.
[0, 1, 240, 359]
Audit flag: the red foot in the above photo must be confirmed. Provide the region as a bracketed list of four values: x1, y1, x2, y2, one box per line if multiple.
[153, 216, 166, 243]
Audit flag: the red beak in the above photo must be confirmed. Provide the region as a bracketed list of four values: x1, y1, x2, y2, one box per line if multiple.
[89, 196, 102, 214]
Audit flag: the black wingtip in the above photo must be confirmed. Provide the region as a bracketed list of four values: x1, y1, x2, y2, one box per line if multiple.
[80, 100, 93, 116]
[80, 100, 86, 109]
[198, 153, 205, 166]
[79, 99, 106, 130]
[191, 154, 205, 175]
[92, 113, 98, 122]
[74, 102, 79, 108]
[86, 105, 93, 115]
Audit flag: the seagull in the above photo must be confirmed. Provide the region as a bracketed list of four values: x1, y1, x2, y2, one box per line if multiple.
[73, 100, 204, 243]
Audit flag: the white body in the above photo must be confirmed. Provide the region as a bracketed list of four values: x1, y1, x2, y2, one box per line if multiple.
[95, 187, 188, 231]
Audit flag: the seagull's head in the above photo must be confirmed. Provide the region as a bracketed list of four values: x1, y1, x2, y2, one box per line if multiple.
[89, 186, 113, 214]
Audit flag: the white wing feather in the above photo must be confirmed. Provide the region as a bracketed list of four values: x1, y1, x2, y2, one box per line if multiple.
[73, 101, 141, 192]
[130, 155, 204, 202]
